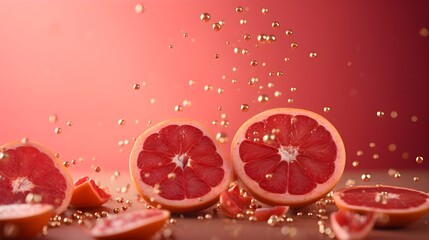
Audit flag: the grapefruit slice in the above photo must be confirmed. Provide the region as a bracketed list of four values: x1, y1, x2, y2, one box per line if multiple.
[0, 203, 53, 239]
[333, 185, 429, 228]
[231, 108, 346, 207]
[0, 141, 74, 214]
[253, 206, 289, 221]
[90, 209, 170, 240]
[330, 210, 376, 240]
[219, 184, 253, 218]
[130, 119, 234, 212]
[70, 176, 111, 208]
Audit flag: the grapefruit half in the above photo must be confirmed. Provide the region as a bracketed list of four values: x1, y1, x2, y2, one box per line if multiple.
[0, 203, 53, 239]
[231, 108, 346, 207]
[70, 176, 111, 208]
[333, 185, 429, 227]
[90, 209, 170, 240]
[130, 119, 234, 212]
[0, 141, 74, 214]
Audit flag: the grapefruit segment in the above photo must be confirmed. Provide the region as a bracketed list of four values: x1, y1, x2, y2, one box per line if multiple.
[231, 108, 346, 207]
[0, 203, 53, 239]
[90, 209, 170, 240]
[253, 206, 289, 221]
[333, 185, 429, 227]
[130, 120, 234, 212]
[0, 141, 74, 214]
[70, 176, 111, 208]
[330, 210, 376, 240]
[219, 184, 252, 218]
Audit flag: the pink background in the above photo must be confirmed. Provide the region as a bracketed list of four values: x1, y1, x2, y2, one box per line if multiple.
[1, 0, 428, 173]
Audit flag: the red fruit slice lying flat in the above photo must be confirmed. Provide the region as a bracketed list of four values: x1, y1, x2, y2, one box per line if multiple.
[70, 176, 111, 208]
[330, 210, 376, 240]
[219, 184, 252, 218]
[231, 108, 346, 207]
[90, 209, 170, 240]
[0, 141, 74, 214]
[253, 206, 289, 221]
[333, 185, 429, 227]
[0, 203, 53, 239]
[130, 120, 234, 212]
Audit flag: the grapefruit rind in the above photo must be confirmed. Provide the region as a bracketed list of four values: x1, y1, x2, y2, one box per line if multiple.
[0, 141, 74, 214]
[90, 209, 170, 240]
[231, 108, 346, 207]
[333, 185, 429, 228]
[70, 177, 111, 208]
[0, 203, 53, 239]
[129, 119, 234, 213]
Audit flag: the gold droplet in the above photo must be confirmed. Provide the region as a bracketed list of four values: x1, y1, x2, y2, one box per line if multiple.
[361, 173, 371, 182]
[388, 144, 397, 152]
[267, 35, 276, 43]
[250, 60, 258, 66]
[257, 34, 267, 43]
[261, 8, 268, 14]
[240, 104, 249, 112]
[63, 161, 70, 168]
[401, 152, 409, 159]
[416, 156, 424, 164]
[390, 111, 398, 119]
[388, 168, 397, 176]
[133, 83, 140, 90]
[276, 71, 283, 77]
[188, 80, 196, 86]
[204, 85, 213, 91]
[369, 142, 376, 148]
[413, 176, 420, 182]
[356, 150, 364, 156]
[134, 4, 144, 14]
[376, 111, 385, 117]
[66, 121, 73, 126]
[272, 21, 280, 28]
[174, 105, 183, 112]
[394, 172, 401, 179]
[258, 94, 269, 103]
[214, 53, 220, 59]
[217, 88, 224, 94]
[183, 32, 188, 37]
[274, 91, 282, 97]
[212, 22, 222, 31]
[411, 115, 418, 122]
[372, 153, 380, 160]
[236, 6, 244, 13]
[263, 134, 276, 144]
[290, 42, 298, 49]
[285, 29, 293, 35]
[267, 82, 274, 88]
[113, 208, 120, 214]
[287, 98, 294, 103]
[284, 57, 290, 62]
[352, 161, 359, 167]
[265, 173, 273, 179]
[200, 13, 211, 22]
[419, 27, 429, 37]
[290, 87, 297, 92]
[323, 107, 331, 112]
[49, 114, 58, 123]
[54, 127, 62, 134]
[93, 166, 101, 173]
[239, 19, 247, 24]
[216, 132, 228, 144]
[167, 173, 176, 180]
[244, 34, 251, 41]
[118, 119, 126, 125]
[182, 100, 191, 107]
[309, 52, 318, 58]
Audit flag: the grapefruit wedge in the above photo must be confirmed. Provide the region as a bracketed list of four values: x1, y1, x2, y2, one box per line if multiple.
[90, 209, 170, 240]
[0, 141, 74, 214]
[130, 120, 234, 212]
[0, 203, 53, 239]
[333, 185, 429, 228]
[330, 210, 376, 240]
[231, 108, 346, 207]
[70, 176, 111, 208]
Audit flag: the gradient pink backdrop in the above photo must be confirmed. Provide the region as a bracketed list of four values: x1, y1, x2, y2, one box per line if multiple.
[1, 0, 428, 173]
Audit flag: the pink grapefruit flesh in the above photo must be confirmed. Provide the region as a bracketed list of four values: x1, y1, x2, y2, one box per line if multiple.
[330, 210, 376, 240]
[70, 176, 111, 208]
[0, 141, 74, 214]
[231, 108, 346, 207]
[130, 119, 234, 212]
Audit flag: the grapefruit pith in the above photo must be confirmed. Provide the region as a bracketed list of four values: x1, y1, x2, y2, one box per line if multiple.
[333, 185, 429, 228]
[130, 119, 234, 212]
[0, 203, 53, 239]
[0, 141, 74, 214]
[231, 108, 346, 207]
[70, 176, 111, 208]
[90, 209, 170, 240]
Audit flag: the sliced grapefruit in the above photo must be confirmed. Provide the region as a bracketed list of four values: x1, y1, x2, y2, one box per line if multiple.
[0, 141, 74, 214]
[333, 185, 429, 228]
[0, 203, 53, 239]
[330, 210, 376, 240]
[70, 176, 111, 208]
[231, 108, 346, 207]
[129, 119, 234, 213]
[90, 209, 170, 240]
[219, 184, 252, 218]
[253, 206, 289, 221]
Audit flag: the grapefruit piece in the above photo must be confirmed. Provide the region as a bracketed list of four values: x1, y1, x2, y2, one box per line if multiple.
[219, 184, 252, 218]
[253, 206, 289, 221]
[130, 119, 234, 213]
[231, 108, 346, 207]
[333, 185, 429, 228]
[90, 209, 170, 240]
[70, 176, 111, 208]
[0, 141, 74, 214]
[0, 203, 53, 239]
[330, 210, 376, 240]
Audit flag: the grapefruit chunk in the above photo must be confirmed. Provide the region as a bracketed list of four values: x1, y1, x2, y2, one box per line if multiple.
[330, 210, 376, 240]
[333, 185, 429, 227]
[231, 108, 346, 207]
[130, 120, 234, 212]
[70, 176, 111, 208]
[219, 184, 253, 218]
[0, 141, 74, 214]
[0, 203, 53, 239]
[90, 209, 170, 240]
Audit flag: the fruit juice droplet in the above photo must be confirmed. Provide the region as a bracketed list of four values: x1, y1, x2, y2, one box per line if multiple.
[183, 32, 188, 37]
[258, 34, 267, 43]
[118, 119, 126, 125]
[66, 121, 73, 126]
[352, 161, 359, 167]
[241, 104, 249, 112]
[290, 87, 297, 92]
[183, 100, 191, 107]
[390, 111, 398, 118]
[276, 71, 283, 77]
[261, 8, 269, 14]
[258, 94, 269, 103]
[200, 13, 211, 22]
[133, 83, 140, 90]
[272, 21, 280, 28]
[415, 156, 424, 164]
[394, 172, 401, 178]
[274, 91, 282, 97]
[284, 57, 290, 62]
[236, 6, 243, 13]
[420, 27, 429, 37]
[290, 42, 298, 49]
[376, 111, 384, 117]
[267, 35, 276, 43]
[388, 143, 397, 152]
[285, 29, 293, 35]
[309, 52, 318, 58]
[268, 82, 274, 88]
[240, 19, 247, 24]
[217, 88, 224, 94]
[216, 132, 228, 144]
[49, 114, 58, 123]
[212, 22, 222, 31]
[174, 105, 183, 112]
[204, 85, 213, 91]
[214, 53, 220, 59]
[361, 173, 371, 182]
[287, 98, 294, 103]
[250, 60, 258, 66]
[63, 161, 70, 168]
[323, 107, 331, 112]
[244, 34, 251, 41]
[55, 127, 62, 134]
[134, 4, 144, 14]
[413, 176, 420, 182]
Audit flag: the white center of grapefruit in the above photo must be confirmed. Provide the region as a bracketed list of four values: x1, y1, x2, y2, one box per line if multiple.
[278, 145, 299, 162]
[11, 177, 34, 193]
[172, 154, 190, 169]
